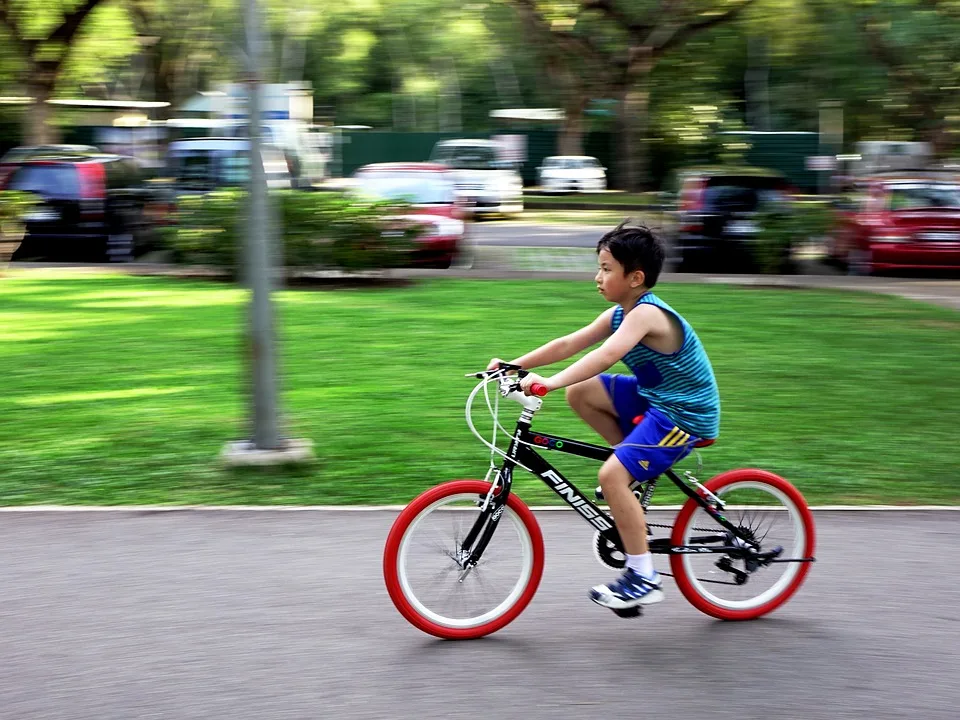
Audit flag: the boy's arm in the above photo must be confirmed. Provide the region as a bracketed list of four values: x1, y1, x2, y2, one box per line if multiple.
[506, 308, 615, 370]
[522, 305, 656, 392]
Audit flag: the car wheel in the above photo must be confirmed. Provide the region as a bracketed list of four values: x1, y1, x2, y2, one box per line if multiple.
[847, 248, 873, 276]
[106, 232, 135, 263]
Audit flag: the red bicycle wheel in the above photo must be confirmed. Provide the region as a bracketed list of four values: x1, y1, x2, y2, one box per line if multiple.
[383, 480, 545, 640]
[670, 469, 816, 621]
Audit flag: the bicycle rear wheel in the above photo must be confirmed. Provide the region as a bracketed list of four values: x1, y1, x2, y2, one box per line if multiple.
[670, 469, 815, 621]
[383, 480, 545, 640]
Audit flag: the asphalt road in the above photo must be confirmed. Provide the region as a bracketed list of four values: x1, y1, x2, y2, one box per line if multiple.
[2, 509, 958, 720]
[470, 220, 608, 248]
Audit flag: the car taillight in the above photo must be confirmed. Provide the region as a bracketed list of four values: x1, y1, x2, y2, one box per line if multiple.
[76, 163, 105, 218]
[680, 179, 707, 212]
[680, 222, 703, 233]
[77, 163, 106, 200]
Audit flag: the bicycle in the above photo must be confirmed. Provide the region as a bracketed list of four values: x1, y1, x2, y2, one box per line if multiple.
[383, 364, 817, 640]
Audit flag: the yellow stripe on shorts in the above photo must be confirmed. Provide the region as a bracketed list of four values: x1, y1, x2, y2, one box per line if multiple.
[670, 431, 690, 447]
[659, 427, 682, 446]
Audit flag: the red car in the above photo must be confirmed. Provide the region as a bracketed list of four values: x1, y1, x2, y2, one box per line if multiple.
[352, 163, 467, 268]
[830, 172, 960, 274]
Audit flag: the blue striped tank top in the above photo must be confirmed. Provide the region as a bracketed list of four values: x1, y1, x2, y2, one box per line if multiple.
[611, 292, 720, 439]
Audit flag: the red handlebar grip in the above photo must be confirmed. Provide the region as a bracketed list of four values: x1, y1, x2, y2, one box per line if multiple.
[530, 383, 549, 397]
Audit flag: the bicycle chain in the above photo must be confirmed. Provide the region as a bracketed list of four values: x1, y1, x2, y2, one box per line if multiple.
[646, 521, 719, 533]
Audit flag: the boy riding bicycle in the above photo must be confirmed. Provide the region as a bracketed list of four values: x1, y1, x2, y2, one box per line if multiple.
[488, 221, 720, 612]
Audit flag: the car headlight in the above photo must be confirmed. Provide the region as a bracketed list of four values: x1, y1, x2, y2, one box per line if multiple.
[423, 217, 465, 237]
[873, 235, 909, 243]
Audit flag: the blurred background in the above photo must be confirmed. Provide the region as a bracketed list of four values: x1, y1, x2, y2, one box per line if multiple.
[3, 0, 960, 277]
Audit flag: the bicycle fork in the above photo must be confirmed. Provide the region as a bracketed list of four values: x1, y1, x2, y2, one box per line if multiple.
[454, 465, 512, 581]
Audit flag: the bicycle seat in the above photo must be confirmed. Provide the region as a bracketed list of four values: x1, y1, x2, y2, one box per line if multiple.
[631, 415, 716, 448]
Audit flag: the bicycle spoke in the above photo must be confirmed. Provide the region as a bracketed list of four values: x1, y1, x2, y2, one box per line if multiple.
[396, 493, 533, 628]
[678, 481, 807, 610]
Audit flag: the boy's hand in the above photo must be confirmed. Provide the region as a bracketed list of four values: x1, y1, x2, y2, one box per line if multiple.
[486, 357, 505, 371]
[519, 373, 553, 396]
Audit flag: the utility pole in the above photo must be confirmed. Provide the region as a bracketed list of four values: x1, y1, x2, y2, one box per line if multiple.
[221, 0, 313, 466]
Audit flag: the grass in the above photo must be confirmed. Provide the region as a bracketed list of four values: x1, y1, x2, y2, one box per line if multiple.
[525, 192, 662, 207]
[1, 270, 959, 506]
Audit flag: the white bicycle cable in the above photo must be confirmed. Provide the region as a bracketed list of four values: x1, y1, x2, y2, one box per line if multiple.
[464, 371, 706, 509]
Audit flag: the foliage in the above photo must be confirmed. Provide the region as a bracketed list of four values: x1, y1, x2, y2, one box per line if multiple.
[164, 190, 422, 275]
[0, 189, 36, 238]
[753, 199, 834, 274]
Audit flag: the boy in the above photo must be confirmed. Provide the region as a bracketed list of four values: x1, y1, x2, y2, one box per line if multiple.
[487, 221, 719, 611]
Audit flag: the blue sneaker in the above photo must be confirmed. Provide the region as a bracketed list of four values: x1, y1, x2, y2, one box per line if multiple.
[589, 568, 664, 610]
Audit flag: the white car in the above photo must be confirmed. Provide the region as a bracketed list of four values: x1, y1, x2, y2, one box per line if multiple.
[538, 155, 607, 193]
[429, 139, 524, 216]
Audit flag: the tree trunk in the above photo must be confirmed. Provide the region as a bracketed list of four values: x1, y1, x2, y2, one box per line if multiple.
[24, 72, 58, 145]
[616, 48, 655, 192]
[558, 95, 588, 156]
[618, 80, 652, 192]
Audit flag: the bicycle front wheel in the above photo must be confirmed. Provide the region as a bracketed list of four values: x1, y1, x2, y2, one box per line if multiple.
[670, 469, 816, 621]
[383, 480, 545, 640]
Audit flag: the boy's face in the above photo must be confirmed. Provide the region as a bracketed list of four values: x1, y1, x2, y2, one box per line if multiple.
[596, 248, 645, 303]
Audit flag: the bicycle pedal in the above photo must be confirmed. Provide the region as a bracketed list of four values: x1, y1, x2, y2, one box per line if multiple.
[612, 607, 643, 619]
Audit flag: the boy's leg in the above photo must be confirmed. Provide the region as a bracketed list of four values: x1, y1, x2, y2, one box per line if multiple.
[565, 376, 624, 446]
[597, 454, 648, 554]
[589, 409, 698, 610]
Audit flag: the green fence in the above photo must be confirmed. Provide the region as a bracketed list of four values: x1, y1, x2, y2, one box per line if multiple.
[338, 128, 617, 187]
[338, 129, 817, 191]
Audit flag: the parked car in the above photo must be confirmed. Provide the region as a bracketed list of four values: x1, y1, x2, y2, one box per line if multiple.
[351, 162, 466, 268]
[537, 155, 607, 193]
[2, 149, 160, 262]
[828, 172, 960, 275]
[671, 166, 790, 272]
[165, 137, 294, 193]
[0, 144, 101, 187]
[429, 139, 523, 216]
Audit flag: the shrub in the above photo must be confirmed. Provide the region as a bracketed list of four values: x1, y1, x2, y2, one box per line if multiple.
[0, 190, 36, 267]
[753, 200, 833, 274]
[164, 190, 421, 276]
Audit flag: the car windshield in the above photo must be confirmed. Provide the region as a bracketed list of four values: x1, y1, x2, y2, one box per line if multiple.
[170, 150, 250, 189]
[702, 177, 785, 213]
[887, 183, 960, 210]
[8, 164, 80, 199]
[431, 145, 498, 170]
[354, 171, 454, 204]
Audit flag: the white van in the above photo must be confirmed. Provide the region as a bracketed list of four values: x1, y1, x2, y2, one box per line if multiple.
[429, 139, 523, 216]
[165, 138, 293, 193]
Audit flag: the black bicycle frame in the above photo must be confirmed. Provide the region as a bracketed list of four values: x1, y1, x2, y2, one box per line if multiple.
[462, 416, 767, 569]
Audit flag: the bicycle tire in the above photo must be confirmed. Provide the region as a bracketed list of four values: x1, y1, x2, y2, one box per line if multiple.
[383, 480, 545, 640]
[670, 468, 816, 621]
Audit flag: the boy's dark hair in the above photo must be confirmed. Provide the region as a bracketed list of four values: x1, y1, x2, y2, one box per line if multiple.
[596, 219, 665, 288]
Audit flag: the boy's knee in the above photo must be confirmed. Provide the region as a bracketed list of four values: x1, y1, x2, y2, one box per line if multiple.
[598, 459, 631, 490]
[565, 382, 584, 411]
[565, 379, 595, 411]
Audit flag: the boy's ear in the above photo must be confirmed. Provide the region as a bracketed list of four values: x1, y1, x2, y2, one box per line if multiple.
[630, 269, 646, 288]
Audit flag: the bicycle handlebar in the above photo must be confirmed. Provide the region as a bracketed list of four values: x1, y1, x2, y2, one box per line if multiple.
[465, 365, 551, 397]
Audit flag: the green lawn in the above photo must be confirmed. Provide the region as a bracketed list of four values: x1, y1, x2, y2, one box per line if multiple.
[2, 270, 959, 506]
[525, 192, 662, 207]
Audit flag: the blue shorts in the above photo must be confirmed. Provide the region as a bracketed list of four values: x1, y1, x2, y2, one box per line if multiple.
[600, 373, 700, 484]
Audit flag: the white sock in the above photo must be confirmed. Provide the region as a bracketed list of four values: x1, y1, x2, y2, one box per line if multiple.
[626, 552, 655, 578]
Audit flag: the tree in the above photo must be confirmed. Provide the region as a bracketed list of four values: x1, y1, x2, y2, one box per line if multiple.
[0, 0, 111, 143]
[510, 0, 756, 190]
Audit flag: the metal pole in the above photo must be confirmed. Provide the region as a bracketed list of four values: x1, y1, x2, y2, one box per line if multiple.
[244, 0, 281, 449]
